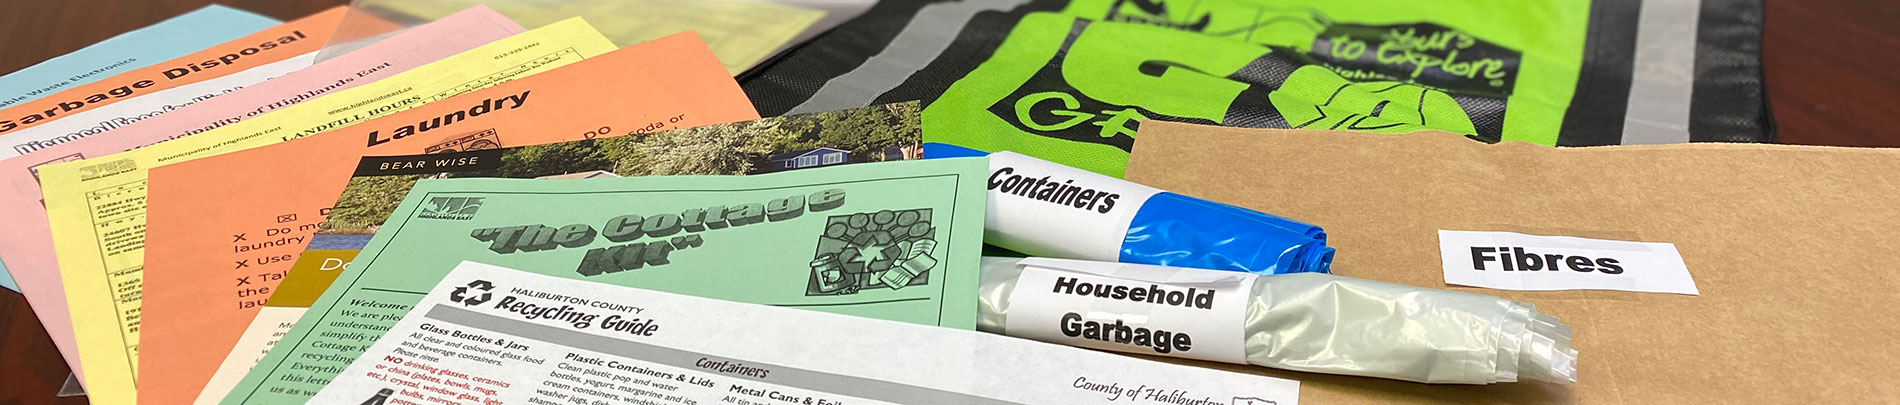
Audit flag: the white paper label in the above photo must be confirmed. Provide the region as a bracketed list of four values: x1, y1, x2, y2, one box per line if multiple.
[1004, 258, 1255, 364]
[1438, 230, 1699, 295]
[0, 52, 317, 160]
[309, 261, 1301, 405]
[985, 151, 1162, 260]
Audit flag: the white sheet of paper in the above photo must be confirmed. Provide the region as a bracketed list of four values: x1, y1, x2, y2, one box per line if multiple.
[310, 261, 1301, 405]
[0, 52, 317, 160]
[1438, 230, 1699, 295]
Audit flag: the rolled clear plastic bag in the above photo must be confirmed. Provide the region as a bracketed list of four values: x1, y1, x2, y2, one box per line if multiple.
[932, 144, 1333, 274]
[978, 257, 1578, 384]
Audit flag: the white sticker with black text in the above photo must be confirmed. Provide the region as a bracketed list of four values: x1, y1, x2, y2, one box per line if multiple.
[1004, 258, 1255, 363]
[984, 151, 1163, 260]
[1438, 230, 1698, 295]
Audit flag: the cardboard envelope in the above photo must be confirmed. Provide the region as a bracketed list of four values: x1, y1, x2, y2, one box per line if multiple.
[1121, 121, 1900, 403]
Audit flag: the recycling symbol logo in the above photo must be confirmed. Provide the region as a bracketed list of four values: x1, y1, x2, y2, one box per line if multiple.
[450, 280, 494, 306]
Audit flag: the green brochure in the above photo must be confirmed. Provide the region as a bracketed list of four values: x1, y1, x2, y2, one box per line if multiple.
[221, 158, 986, 404]
[314, 101, 924, 254]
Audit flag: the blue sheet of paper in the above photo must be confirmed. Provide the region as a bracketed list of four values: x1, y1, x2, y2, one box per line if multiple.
[0, 4, 278, 110]
[0, 4, 275, 292]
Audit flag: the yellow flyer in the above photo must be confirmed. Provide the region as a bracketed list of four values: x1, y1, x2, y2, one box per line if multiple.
[375, 0, 823, 73]
[34, 18, 616, 405]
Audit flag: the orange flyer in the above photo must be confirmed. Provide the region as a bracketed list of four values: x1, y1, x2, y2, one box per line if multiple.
[0, 7, 346, 136]
[138, 31, 757, 403]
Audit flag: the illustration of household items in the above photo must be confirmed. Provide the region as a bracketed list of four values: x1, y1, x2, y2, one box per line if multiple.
[809, 209, 939, 295]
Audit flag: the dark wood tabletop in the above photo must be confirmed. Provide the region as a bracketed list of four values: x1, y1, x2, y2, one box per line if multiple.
[1, 0, 1897, 403]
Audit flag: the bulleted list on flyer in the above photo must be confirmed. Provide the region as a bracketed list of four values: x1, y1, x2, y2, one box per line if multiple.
[307, 261, 1300, 405]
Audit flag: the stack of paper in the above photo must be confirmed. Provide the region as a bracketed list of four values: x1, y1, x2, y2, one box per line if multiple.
[0, 5, 281, 293]
[163, 102, 920, 403]
[0, 1, 1807, 404]
[0, 8, 351, 390]
[136, 28, 766, 404]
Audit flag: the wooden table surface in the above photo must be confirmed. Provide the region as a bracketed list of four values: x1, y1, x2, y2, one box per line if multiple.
[1, 0, 1896, 403]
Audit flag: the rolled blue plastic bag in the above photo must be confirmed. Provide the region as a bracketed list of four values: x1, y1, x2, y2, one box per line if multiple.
[932, 143, 1332, 274]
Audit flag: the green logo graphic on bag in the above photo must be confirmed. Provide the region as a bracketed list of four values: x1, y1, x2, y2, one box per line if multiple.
[1270, 65, 1479, 135]
[1078, 0, 1522, 95]
[927, 13, 1504, 177]
[927, 14, 1265, 177]
[1310, 23, 1519, 96]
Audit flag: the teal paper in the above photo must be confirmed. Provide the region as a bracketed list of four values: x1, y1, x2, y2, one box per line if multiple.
[223, 158, 988, 404]
[0, 5, 277, 110]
